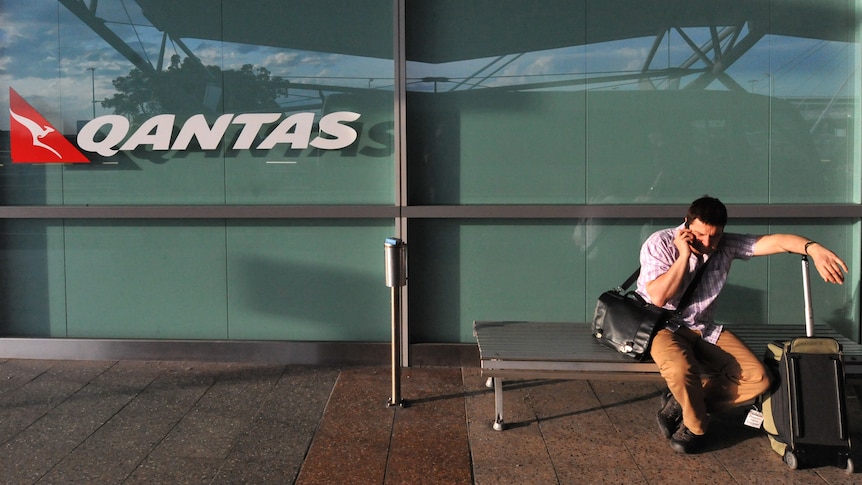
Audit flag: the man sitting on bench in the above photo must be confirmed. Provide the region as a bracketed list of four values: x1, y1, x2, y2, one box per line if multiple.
[638, 196, 848, 454]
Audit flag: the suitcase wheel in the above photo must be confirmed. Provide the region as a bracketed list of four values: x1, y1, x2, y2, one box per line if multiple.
[783, 451, 798, 470]
[784, 451, 853, 474]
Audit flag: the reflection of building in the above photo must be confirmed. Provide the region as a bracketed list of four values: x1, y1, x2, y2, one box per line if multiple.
[0, 130, 8, 161]
[0, 1, 860, 363]
[787, 97, 855, 167]
[792, 97, 856, 125]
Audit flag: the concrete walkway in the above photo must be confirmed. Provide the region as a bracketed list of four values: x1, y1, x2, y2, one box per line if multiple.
[1, 359, 859, 484]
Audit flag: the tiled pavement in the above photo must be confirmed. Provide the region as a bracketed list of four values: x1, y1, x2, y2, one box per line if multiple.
[1, 359, 860, 484]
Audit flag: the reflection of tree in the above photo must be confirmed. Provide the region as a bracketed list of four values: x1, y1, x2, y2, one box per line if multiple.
[102, 55, 288, 124]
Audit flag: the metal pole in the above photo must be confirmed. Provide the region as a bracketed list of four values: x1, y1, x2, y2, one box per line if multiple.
[385, 237, 407, 408]
[389, 283, 403, 407]
[87, 67, 96, 118]
[802, 255, 815, 337]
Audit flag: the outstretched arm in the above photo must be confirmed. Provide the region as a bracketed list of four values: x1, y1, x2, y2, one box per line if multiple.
[753, 234, 848, 284]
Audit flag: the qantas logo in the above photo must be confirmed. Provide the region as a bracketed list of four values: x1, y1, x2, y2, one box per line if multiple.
[9, 87, 365, 164]
[9, 88, 89, 163]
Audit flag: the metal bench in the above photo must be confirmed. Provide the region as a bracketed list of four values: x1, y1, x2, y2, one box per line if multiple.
[473, 320, 862, 430]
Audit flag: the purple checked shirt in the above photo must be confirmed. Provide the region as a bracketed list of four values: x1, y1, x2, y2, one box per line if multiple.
[635, 224, 758, 344]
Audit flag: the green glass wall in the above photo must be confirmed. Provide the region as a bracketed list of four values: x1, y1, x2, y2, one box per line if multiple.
[407, 0, 859, 205]
[0, 0, 395, 341]
[0, 219, 394, 340]
[1, 1, 861, 347]
[405, 0, 862, 342]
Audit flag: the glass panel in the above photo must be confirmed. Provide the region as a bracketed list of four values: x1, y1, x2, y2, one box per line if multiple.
[585, 90, 773, 203]
[0, 219, 67, 336]
[406, 0, 861, 205]
[64, 220, 229, 338]
[226, 220, 393, 341]
[409, 218, 859, 343]
[3, 219, 394, 339]
[409, 219, 591, 343]
[407, 90, 587, 205]
[406, 1, 588, 205]
[0, 0, 394, 205]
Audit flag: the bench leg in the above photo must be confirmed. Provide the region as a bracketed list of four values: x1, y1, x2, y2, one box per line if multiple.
[493, 377, 505, 431]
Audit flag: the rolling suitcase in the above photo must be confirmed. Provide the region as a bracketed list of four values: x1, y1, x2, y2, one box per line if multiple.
[760, 255, 853, 473]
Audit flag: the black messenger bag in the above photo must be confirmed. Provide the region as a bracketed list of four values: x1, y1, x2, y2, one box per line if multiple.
[592, 260, 708, 361]
[592, 284, 669, 360]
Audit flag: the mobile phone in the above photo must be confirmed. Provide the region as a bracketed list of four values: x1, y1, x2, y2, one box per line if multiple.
[684, 220, 690, 229]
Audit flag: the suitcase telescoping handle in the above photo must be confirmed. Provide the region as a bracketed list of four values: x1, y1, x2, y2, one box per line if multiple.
[802, 255, 815, 337]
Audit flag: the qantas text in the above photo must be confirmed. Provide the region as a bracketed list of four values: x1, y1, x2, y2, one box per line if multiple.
[77, 111, 362, 157]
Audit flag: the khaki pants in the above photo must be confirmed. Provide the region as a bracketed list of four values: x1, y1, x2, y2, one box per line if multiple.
[649, 327, 771, 435]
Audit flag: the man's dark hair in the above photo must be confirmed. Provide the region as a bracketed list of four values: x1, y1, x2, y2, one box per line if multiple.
[686, 196, 728, 227]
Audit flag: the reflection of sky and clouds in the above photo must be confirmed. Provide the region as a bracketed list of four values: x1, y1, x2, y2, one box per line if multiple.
[0, 0, 392, 131]
[411, 29, 856, 98]
[0, 0, 858, 132]
[1, 2, 63, 79]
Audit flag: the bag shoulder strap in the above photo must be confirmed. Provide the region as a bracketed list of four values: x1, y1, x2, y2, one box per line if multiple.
[618, 268, 640, 291]
[677, 257, 710, 311]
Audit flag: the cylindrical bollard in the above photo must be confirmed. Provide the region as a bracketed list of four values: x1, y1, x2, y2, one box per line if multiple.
[385, 237, 407, 408]
[385, 237, 407, 288]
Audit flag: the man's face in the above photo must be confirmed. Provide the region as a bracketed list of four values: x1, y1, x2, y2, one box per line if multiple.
[686, 218, 724, 255]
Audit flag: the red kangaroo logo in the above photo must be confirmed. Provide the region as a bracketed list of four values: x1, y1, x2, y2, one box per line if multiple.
[9, 88, 89, 163]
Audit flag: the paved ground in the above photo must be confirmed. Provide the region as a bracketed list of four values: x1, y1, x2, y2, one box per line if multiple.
[0, 359, 860, 484]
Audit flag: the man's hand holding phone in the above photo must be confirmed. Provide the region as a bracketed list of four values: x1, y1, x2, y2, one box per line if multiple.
[674, 221, 694, 259]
